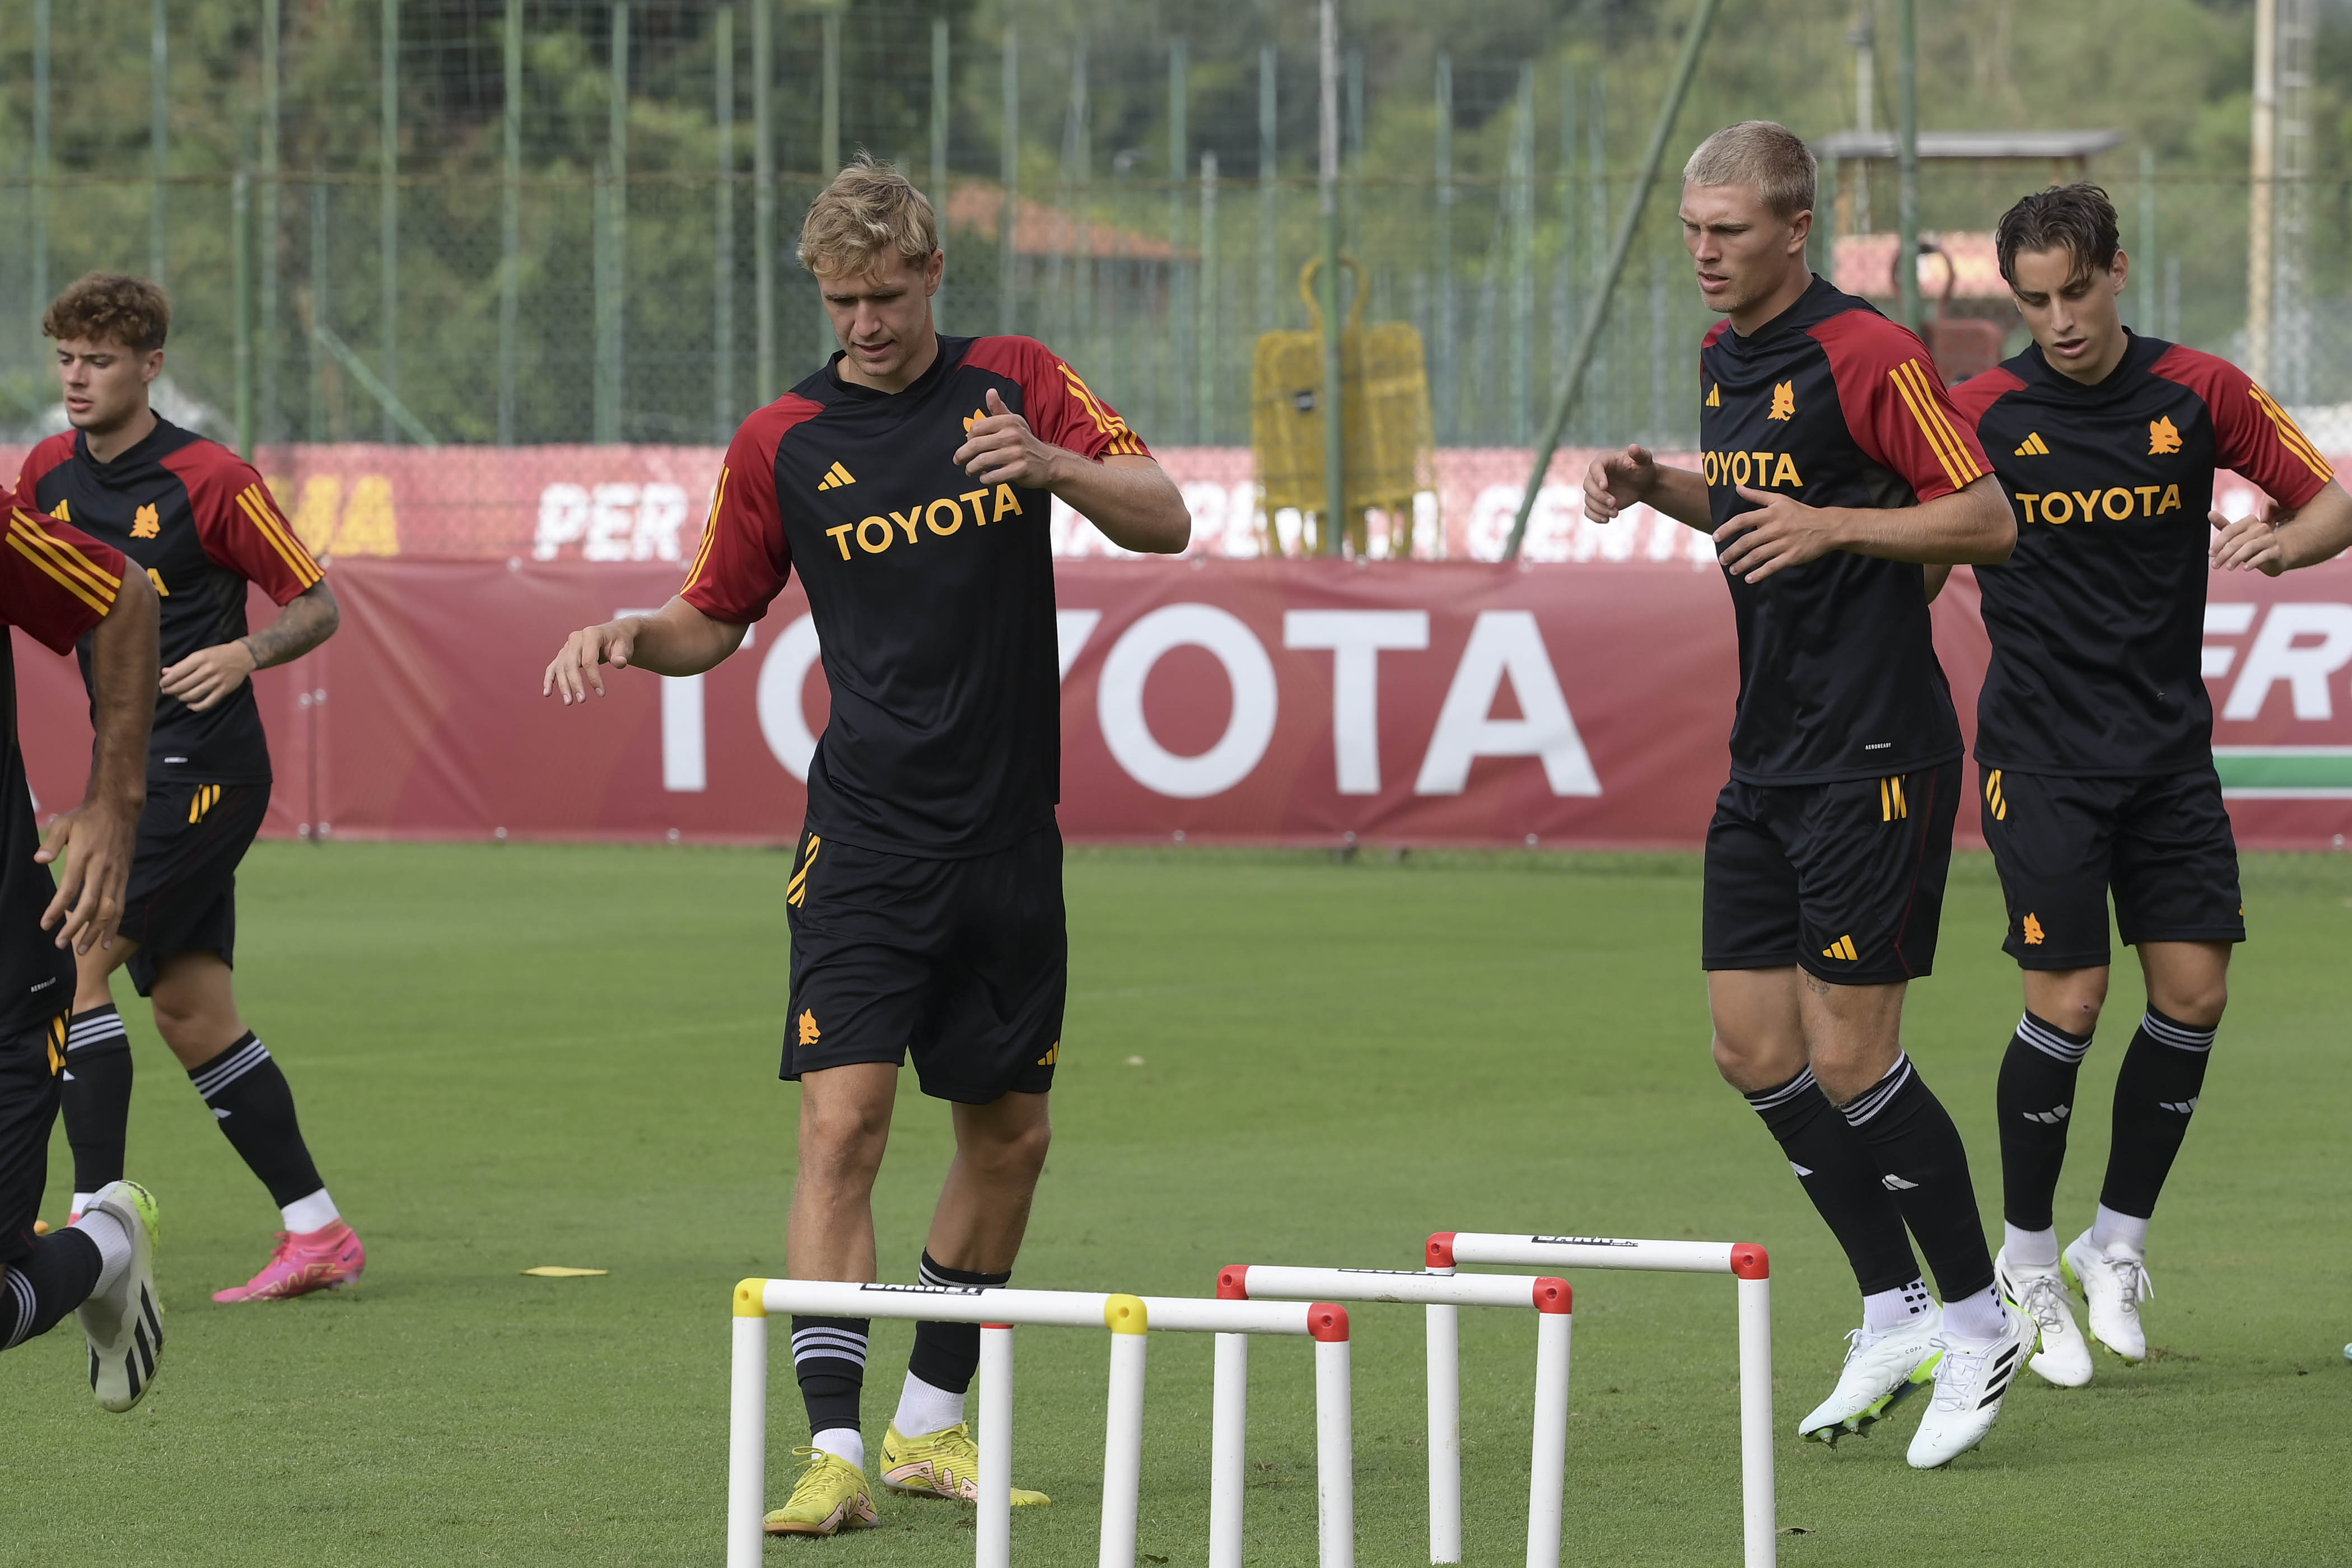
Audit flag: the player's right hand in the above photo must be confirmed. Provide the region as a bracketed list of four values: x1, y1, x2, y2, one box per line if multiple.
[543, 620, 636, 704]
[1584, 444, 1656, 523]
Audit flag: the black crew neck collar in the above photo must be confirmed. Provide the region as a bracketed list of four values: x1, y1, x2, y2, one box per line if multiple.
[2020, 329, 2153, 402]
[74, 412, 176, 475]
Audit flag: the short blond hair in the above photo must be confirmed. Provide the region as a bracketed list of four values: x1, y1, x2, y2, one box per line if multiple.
[1682, 121, 1816, 221]
[797, 153, 940, 277]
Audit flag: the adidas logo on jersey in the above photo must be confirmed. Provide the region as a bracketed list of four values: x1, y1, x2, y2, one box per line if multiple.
[1820, 934, 1858, 962]
[2022, 1103, 2071, 1125]
[1705, 384, 1720, 408]
[2013, 431, 2051, 456]
[816, 461, 856, 491]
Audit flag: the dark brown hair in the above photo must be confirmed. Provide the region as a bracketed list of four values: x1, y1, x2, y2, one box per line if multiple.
[1994, 184, 2120, 290]
[42, 272, 172, 352]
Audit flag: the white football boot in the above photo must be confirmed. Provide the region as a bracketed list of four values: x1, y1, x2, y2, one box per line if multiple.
[1798, 1305, 1943, 1444]
[2064, 1229, 2153, 1362]
[75, 1180, 164, 1413]
[1996, 1247, 2093, 1388]
[1907, 1300, 2037, 1469]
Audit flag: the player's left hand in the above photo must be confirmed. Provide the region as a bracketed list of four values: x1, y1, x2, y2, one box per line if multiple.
[36, 792, 139, 954]
[160, 641, 259, 712]
[2209, 506, 2287, 576]
[1716, 487, 1846, 584]
[953, 388, 1067, 488]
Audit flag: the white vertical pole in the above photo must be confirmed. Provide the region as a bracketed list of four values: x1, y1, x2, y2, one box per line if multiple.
[1314, 1333, 1356, 1568]
[1737, 1275, 1776, 1568]
[1099, 1296, 1149, 1568]
[727, 1286, 770, 1568]
[1425, 1301, 1461, 1562]
[1208, 1331, 1249, 1568]
[978, 1325, 1015, 1568]
[1525, 1310, 1571, 1568]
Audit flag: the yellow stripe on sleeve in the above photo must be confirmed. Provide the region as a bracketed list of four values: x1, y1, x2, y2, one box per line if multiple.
[6, 531, 114, 615]
[2246, 383, 2335, 480]
[683, 467, 729, 592]
[11, 513, 123, 595]
[1896, 358, 1984, 484]
[235, 486, 324, 586]
[1886, 360, 1980, 493]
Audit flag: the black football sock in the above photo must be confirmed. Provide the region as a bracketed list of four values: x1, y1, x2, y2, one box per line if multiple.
[2098, 1008, 2215, 1224]
[1742, 1067, 1921, 1295]
[1996, 1011, 2093, 1233]
[62, 1005, 134, 1197]
[898, 1251, 1012, 1435]
[187, 1033, 327, 1208]
[792, 1314, 870, 1455]
[0, 1229, 104, 1351]
[1837, 1053, 1997, 1308]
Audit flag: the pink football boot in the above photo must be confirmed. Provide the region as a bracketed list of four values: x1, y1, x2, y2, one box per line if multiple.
[212, 1220, 367, 1303]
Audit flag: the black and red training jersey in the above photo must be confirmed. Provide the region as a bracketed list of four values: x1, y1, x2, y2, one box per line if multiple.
[1952, 335, 2335, 777]
[18, 418, 323, 785]
[1698, 275, 1992, 785]
[683, 334, 1150, 857]
[0, 494, 126, 1034]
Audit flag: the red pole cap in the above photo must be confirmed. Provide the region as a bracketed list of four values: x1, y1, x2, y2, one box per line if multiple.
[1730, 1243, 1770, 1281]
[1308, 1302, 1351, 1342]
[1217, 1265, 1249, 1300]
[1426, 1232, 1457, 1270]
[1532, 1276, 1572, 1314]
[981, 1322, 1013, 1331]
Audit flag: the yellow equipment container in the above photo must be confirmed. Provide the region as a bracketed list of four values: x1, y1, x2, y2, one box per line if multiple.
[1250, 256, 1436, 556]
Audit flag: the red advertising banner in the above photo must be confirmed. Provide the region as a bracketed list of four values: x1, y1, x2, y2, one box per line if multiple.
[14, 555, 2352, 851]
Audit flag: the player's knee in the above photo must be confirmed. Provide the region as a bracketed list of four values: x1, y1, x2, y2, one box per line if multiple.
[1710, 1029, 1787, 1093]
[799, 1098, 893, 1177]
[2151, 976, 2227, 1030]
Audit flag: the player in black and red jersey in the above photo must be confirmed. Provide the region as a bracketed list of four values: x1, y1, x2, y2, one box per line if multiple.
[22, 274, 364, 1303]
[0, 480, 167, 1410]
[1950, 185, 2352, 1385]
[544, 156, 1188, 1533]
[1584, 122, 2033, 1469]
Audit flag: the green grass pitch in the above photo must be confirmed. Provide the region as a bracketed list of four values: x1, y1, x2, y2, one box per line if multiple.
[11, 842, 2349, 1565]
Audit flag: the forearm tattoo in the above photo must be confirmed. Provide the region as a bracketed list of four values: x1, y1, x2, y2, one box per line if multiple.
[239, 582, 338, 671]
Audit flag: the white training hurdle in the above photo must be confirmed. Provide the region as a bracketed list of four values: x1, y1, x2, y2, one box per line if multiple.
[728, 1278, 1355, 1568]
[1431, 1234, 1775, 1568]
[1217, 1264, 1572, 1568]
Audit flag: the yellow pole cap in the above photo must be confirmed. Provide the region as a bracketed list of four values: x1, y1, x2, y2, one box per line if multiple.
[1103, 1293, 1149, 1335]
[734, 1278, 770, 1318]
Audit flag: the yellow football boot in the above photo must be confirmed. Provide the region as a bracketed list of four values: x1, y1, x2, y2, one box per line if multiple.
[762, 1448, 879, 1536]
[879, 1421, 1050, 1505]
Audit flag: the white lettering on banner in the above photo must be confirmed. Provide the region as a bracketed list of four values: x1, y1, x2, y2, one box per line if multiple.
[1097, 604, 1279, 798]
[2222, 603, 2352, 721]
[534, 482, 694, 562]
[1056, 610, 1102, 682]
[2202, 603, 2257, 679]
[1413, 610, 1602, 796]
[620, 607, 747, 792]
[1282, 610, 1431, 795]
[757, 614, 825, 782]
[1465, 483, 1712, 566]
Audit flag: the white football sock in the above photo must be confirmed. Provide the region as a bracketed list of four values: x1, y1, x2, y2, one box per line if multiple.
[2003, 1223, 2061, 1272]
[811, 1426, 865, 1470]
[893, 1370, 967, 1438]
[1861, 1277, 1934, 1333]
[2089, 1204, 2149, 1255]
[1942, 1284, 2006, 1340]
[78, 1208, 134, 1295]
[281, 1189, 340, 1234]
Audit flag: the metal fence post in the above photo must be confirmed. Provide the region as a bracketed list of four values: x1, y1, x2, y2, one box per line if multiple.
[1509, 64, 1535, 446]
[31, 0, 49, 334]
[1434, 54, 1453, 444]
[1318, 0, 1342, 554]
[931, 15, 950, 328]
[1200, 150, 1219, 443]
[1169, 38, 1189, 444]
[1258, 44, 1277, 334]
[715, 2, 736, 439]
[151, 0, 169, 288]
[999, 25, 1018, 335]
[819, 6, 842, 371]
[1896, 0, 1919, 336]
[234, 164, 253, 458]
[500, 0, 522, 444]
[754, 0, 774, 403]
[308, 167, 328, 440]
[260, 0, 281, 445]
[380, 0, 399, 441]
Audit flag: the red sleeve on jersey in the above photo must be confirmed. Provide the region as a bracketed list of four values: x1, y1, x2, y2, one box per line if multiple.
[1808, 310, 1992, 502]
[963, 336, 1152, 459]
[161, 442, 324, 606]
[15, 432, 76, 500]
[1945, 365, 2028, 433]
[2150, 344, 2334, 510]
[679, 394, 820, 624]
[0, 491, 124, 652]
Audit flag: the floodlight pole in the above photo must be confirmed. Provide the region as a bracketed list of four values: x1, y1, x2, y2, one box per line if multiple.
[1896, 0, 1919, 335]
[1318, 0, 1344, 556]
[1502, 0, 1723, 562]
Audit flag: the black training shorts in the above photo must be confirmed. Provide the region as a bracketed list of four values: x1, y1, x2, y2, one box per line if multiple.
[781, 824, 1065, 1105]
[119, 781, 269, 997]
[0, 1014, 67, 1265]
[1980, 764, 2244, 970]
[1703, 761, 1962, 986]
